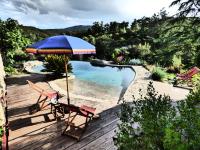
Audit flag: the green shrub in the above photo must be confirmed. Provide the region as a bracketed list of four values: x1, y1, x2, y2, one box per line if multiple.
[191, 74, 200, 86]
[44, 55, 72, 75]
[115, 82, 175, 150]
[115, 82, 200, 150]
[151, 67, 167, 81]
[163, 84, 200, 150]
[13, 52, 29, 62]
[0, 126, 3, 147]
[4, 66, 19, 75]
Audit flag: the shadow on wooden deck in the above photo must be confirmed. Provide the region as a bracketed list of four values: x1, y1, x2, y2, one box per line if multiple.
[6, 73, 59, 86]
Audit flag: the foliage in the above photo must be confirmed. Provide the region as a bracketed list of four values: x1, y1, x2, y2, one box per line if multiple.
[191, 74, 200, 86]
[0, 18, 31, 74]
[4, 66, 19, 75]
[0, 126, 3, 147]
[170, 0, 200, 18]
[151, 67, 167, 81]
[115, 82, 175, 150]
[44, 55, 72, 75]
[115, 82, 200, 150]
[112, 47, 130, 64]
[163, 84, 200, 150]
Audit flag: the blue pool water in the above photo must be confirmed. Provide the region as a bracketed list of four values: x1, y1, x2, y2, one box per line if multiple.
[32, 61, 135, 88]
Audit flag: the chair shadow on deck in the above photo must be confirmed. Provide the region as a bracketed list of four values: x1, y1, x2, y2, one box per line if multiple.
[9, 110, 55, 131]
[6, 73, 59, 86]
[8, 102, 50, 118]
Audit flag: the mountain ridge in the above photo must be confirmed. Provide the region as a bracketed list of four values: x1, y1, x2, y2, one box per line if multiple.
[21, 25, 91, 38]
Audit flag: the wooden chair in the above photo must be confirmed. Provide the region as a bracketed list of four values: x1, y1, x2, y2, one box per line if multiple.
[61, 104, 96, 141]
[173, 67, 200, 86]
[27, 80, 59, 113]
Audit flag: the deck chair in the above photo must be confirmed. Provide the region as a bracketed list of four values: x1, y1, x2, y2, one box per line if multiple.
[173, 67, 200, 86]
[61, 104, 96, 141]
[27, 80, 59, 113]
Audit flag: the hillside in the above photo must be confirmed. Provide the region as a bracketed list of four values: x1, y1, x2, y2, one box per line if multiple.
[43, 25, 91, 35]
[21, 25, 91, 38]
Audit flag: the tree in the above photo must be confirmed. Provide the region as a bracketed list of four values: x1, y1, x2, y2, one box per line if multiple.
[115, 82, 200, 150]
[170, 0, 200, 17]
[0, 18, 30, 68]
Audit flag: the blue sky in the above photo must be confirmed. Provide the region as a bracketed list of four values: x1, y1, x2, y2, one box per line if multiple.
[0, 0, 178, 29]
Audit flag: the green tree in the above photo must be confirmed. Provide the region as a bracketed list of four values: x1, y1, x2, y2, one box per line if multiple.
[0, 18, 30, 68]
[170, 0, 200, 17]
[115, 82, 200, 150]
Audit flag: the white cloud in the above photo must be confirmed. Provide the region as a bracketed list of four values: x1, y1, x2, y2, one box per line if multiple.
[0, 0, 178, 29]
[116, 0, 177, 19]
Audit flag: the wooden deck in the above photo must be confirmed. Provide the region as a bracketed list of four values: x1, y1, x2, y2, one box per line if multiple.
[6, 74, 119, 150]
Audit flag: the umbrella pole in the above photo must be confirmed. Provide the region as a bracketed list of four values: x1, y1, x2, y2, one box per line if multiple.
[64, 55, 70, 105]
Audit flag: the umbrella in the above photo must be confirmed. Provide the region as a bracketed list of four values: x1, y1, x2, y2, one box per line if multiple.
[26, 35, 96, 105]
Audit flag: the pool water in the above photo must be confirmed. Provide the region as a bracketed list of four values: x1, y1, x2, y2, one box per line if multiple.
[71, 61, 134, 88]
[32, 61, 135, 89]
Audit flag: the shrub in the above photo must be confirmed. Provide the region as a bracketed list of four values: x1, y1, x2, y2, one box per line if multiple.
[4, 66, 19, 75]
[163, 84, 200, 150]
[128, 59, 143, 65]
[191, 74, 200, 86]
[44, 55, 72, 75]
[151, 67, 167, 81]
[13, 50, 29, 62]
[115, 82, 200, 150]
[115, 82, 175, 150]
[0, 126, 3, 146]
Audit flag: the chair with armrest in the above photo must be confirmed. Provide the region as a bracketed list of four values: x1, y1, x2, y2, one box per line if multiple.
[173, 67, 200, 86]
[26, 80, 60, 114]
[61, 104, 96, 141]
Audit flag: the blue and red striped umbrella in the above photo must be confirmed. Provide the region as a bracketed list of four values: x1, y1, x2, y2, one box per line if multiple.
[26, 35, 96, 55]
[26, 35, 96, 105]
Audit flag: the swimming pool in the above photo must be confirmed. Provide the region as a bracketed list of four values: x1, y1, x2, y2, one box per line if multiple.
[32, 61, 135, 100]
[32, 61, 135, 88]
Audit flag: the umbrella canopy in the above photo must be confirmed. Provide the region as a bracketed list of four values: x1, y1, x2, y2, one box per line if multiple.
[26, 35, 96, 105]
[26, 35, 95, 55]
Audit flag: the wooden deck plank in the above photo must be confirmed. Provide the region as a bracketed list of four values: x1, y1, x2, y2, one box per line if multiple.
[9, 121, 65, 150]
[80, 128, 117, 150]
[64, 119, 119, 150]
[29, 109, 119, 150]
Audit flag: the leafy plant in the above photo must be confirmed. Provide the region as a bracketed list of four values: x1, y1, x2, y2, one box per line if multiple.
[0, 126, 3, 147]
[0, 18, 30, 74]
[44, 55, 72, 75]
[112, 47, 130, 64]
[115, 82, 175, 150]
[114, 82, 200, 150]
[115, 82, 200, 150]
[4, 66, 19, 75]
[151, 67, 167, 81]
[163, 83, 200, 150]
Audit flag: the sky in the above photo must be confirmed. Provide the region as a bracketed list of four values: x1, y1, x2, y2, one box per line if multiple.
[0, 0, 178, 29]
